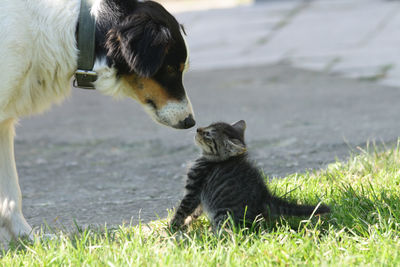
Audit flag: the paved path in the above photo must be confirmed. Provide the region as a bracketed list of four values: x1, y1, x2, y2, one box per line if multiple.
[16, 0, 400, 230]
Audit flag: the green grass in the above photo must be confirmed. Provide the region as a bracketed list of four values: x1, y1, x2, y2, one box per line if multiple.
[3, 142, 400, 266]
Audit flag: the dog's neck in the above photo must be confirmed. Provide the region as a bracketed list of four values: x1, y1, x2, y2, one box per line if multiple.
[74, 0, 97, 89]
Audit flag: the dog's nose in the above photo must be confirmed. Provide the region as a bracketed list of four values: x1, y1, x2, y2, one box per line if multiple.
[179, 114, 196, 129]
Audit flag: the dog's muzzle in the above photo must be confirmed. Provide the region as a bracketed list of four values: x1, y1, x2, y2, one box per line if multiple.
[153, 99, 195, 129]
[175, 114, 196, 129]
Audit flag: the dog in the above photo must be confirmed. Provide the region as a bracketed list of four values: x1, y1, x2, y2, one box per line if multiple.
[0, 0, 195, 243]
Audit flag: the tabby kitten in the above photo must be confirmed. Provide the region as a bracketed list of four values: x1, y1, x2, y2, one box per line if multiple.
[170, 120, 330, 230]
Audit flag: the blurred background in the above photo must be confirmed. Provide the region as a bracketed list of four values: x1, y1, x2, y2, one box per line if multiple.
[157, 0, 399, 85]
[17, 0, 400, 230]
[157, 0, 253, 13]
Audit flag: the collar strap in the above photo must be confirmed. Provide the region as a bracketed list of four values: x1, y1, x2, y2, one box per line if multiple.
[74, 0, 97, 89]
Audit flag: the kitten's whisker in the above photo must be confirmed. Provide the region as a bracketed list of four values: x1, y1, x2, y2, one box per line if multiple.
[185, 129, 197, 136]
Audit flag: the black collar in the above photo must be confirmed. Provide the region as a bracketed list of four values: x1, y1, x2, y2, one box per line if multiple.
[74, 0, 97, 89]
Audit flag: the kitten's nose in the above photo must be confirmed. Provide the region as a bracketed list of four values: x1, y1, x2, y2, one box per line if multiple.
[197, 128, 204, 134]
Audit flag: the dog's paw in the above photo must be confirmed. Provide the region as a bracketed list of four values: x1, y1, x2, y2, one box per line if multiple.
[10, 213, 33, 239]
[0, 210, 33, 247]
[0, 226, 13, 249]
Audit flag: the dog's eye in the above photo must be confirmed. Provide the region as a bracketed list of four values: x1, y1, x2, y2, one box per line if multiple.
[146, 99, 157, 109]
[166, 65, 177, 74]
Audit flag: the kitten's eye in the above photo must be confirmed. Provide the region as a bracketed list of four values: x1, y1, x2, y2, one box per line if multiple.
[203, 132, 212, 139]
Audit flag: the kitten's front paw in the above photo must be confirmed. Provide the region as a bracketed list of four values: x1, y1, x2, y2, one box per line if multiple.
[169, 216, 184, 230]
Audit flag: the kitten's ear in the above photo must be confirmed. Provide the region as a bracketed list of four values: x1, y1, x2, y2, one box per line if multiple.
[232, 120, 246, 137]
[226, 139, 247, 156]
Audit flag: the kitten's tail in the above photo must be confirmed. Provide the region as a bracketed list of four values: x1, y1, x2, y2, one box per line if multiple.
[264, 196, 330, 218]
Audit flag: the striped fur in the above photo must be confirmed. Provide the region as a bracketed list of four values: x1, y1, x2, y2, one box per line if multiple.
[171, 121, 330, 230]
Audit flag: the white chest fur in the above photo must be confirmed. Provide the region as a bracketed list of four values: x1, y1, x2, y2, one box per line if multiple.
[0, 0, 80, 120]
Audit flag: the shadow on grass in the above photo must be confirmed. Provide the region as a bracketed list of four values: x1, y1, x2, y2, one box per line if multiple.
[164, 179, 400, 246]
[328, 183, 400, 236]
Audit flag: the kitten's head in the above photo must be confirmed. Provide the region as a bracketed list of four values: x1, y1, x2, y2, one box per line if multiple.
[195, 120, 247, 161]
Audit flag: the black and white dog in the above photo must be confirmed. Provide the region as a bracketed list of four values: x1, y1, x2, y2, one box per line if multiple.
[0, 0, 195, 243]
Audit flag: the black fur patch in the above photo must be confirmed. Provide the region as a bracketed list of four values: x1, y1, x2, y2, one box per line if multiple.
[93, 0, 188, 100]
[106, 13, 173, 77]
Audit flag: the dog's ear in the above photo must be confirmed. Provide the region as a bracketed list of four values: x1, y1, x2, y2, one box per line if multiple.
[106, 14, 173, 77]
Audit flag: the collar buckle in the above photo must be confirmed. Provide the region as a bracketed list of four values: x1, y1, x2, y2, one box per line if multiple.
[74, 70, 97, 89]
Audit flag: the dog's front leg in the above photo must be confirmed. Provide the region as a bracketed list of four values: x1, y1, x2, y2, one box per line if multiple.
[0, 119, 32, 246]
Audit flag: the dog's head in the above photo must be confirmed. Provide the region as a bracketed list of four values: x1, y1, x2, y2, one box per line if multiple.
[93, 1, 195, 129]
